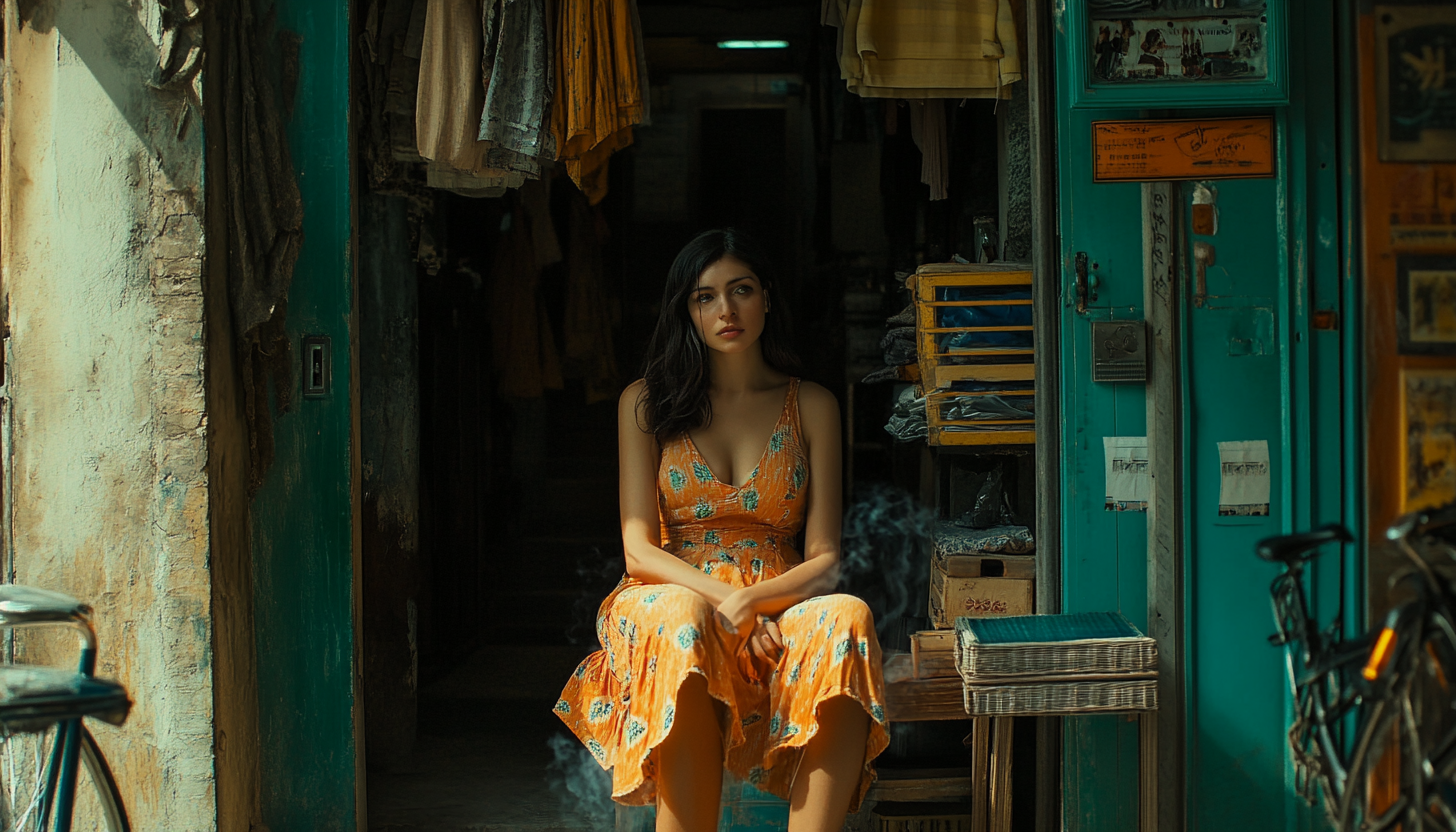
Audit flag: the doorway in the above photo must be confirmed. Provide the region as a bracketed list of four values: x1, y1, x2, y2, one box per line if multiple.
[351, 3, 1036, 829]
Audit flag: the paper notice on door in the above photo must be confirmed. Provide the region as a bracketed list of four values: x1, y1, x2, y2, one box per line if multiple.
[1104, 436, 1150, 512]
[1218, 440, 1271, 516]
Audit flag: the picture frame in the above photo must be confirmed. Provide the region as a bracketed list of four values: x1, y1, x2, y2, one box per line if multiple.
[1401, 367, 1456, 512]
[1396, 254, 1456, 355]
[1376, 6, 1456, 162]
[1064, 1, 1289, 109]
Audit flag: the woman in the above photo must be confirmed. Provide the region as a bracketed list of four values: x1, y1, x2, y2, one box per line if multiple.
[555, 229, 889, 832]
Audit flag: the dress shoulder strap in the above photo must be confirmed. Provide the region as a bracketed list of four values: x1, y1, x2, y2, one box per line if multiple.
[786, 377, 803, 437]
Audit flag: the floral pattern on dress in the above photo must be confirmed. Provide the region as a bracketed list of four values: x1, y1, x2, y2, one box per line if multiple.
[555, 379, 889, 809]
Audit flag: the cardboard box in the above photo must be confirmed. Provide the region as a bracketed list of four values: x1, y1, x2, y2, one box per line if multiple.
[929, 561, 1033, 628]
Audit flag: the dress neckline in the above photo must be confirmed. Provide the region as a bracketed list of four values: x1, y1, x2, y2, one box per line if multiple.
[684, 379, 798, 491]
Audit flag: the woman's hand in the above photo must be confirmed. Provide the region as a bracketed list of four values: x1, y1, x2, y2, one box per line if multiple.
[714, 587, 760, 637]
[746, 615, 785, 674]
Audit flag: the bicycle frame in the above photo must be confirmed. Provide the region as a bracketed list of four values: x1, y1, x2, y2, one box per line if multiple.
[7, 611, 98, 832]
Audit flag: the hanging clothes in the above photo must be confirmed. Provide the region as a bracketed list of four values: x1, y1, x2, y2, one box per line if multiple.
[417, 0, 527, 193]
[827, 0, 1022, 100]
[479, 0, 556, 162]
[906, 99, 948, 200]
[562, 195, 620, 403]
[551, 0, 648, 204]
[492, 208, 564, 399]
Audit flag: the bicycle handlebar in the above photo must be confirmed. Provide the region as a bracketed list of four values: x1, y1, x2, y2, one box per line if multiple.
[1256, 524, 1353, 566]
[1386, 503, 1456, 543]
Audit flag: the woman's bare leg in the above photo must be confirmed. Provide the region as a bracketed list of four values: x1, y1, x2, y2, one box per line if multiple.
[787, 695, 871, 832]
[656, 673, 724, 832]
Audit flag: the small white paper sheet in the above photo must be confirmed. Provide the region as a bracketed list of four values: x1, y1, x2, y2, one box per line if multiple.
[1218, 440, 1271, 516]
[1103, 436, 1150, 512]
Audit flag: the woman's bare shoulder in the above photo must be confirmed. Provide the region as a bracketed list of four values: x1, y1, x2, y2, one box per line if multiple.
[619, 379, 652, 435]
[797, 380, 841, 427]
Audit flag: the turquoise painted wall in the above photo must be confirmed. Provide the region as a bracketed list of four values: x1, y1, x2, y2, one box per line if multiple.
[251, 0, 358, 828]
[1053, 1, 1354, 830]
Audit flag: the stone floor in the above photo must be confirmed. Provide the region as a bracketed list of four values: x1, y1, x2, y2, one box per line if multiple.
[367, 644, 605, 832]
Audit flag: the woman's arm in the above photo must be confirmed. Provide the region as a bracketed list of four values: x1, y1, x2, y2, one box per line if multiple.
[717, 382, 844, 633]
[618, 381, 736, 608]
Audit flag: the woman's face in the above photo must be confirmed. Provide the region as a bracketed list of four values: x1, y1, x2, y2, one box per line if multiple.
[688, 254, 767, 355]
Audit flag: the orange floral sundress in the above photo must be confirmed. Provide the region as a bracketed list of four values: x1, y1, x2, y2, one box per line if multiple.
[555, 379, 890, 807]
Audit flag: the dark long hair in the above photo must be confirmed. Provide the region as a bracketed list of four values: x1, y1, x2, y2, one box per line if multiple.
[638, 228, 804, 442]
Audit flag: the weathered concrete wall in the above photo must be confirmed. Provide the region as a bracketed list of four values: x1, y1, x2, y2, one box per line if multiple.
[2, 2, 222, 829]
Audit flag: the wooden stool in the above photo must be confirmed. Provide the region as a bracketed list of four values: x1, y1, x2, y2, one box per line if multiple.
[965, 710, 1158, 832]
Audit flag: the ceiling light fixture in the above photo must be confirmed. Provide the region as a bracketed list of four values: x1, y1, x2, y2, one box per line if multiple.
[717, 40, 789, 49]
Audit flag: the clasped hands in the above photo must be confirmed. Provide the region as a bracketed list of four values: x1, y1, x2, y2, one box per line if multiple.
[714, 588, 784, 676]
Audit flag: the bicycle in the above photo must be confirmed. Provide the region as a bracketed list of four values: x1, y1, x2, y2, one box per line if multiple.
[0, 585, 131, 832]
[1258, 510, 1456, 832]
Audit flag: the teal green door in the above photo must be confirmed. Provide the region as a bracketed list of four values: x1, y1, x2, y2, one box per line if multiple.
[1053, 2, 1352, 829]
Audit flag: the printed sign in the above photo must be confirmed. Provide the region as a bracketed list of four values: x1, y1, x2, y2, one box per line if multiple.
[1092, 117, 1275, 182]
[1217, 440, 1271, 517]
[1104, 436, 1150, 512]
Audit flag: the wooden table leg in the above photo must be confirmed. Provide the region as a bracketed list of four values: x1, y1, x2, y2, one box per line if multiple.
[1139, 710, 1158, 832]
[990, 717, 1014, 831]
[971, 716, 991, 832]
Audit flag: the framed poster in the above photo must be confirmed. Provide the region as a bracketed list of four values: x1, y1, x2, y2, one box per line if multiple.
[1376, 6, 1456, 162]
[1066, 1, 1288, 108]
[1402, 368, 1456, 512]
[1397, 254, 1456, 355]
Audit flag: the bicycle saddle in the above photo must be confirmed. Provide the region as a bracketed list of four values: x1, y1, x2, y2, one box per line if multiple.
[1256, 524, 1353, 565]
[0, 666, 129, 735]
[0, 585, 90, 627]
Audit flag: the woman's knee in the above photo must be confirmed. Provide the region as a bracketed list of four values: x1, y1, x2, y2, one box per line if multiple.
[820, 594, 875, 631]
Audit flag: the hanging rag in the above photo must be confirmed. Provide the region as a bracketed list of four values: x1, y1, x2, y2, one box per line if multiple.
[220, 0, 305, 494]
[906, 99, 948, 200]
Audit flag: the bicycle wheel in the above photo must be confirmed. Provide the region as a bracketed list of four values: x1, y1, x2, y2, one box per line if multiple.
[77, 726, 128, 832]
[1341, 634, 1456, 832]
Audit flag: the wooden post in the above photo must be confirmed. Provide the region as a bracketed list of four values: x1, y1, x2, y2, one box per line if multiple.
[990, 718, 1015, 830]
[970, 716, 992, 832]
[1142, 181, 1184, 832]
[1026, 0, 1063, 823]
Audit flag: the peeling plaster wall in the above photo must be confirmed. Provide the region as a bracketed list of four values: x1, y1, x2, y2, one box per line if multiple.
[2, 3, 218, 830]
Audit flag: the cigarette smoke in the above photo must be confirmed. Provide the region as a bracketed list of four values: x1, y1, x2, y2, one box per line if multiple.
[546, 733, 615, 831]
[567, 545, 625, 645]
[837, 482, 935, 639]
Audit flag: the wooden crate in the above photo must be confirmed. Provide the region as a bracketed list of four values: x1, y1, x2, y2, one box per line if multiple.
[936, 553, 1035, 580]
[909, 264, 1035, 447]
[929, 562, 1033, 629]
[883, 653, 967, 721]
[910, 630, 958, 678]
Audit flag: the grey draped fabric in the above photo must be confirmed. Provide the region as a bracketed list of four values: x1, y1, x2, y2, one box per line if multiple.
[479, 0, 556, 161]
[220, 0, 305, 493]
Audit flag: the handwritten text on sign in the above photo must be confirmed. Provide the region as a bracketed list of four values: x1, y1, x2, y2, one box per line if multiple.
[1092, 117, 1275, 183]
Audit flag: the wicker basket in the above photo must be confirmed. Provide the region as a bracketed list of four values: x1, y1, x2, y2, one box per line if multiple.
[872, 802, 974, 832]
[963, 679, 1158, 716]
[954, 612, 1157, 681]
